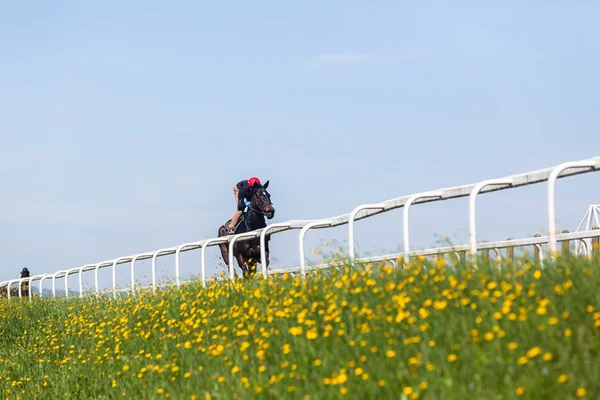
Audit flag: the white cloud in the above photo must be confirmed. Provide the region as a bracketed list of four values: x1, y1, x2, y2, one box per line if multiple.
[310, 52, 422, 68]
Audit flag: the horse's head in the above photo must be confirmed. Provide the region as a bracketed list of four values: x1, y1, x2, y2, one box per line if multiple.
[251, 180, 275, 220]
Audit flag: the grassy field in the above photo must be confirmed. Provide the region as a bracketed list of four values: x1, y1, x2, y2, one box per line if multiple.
[2, 247, 600, 400]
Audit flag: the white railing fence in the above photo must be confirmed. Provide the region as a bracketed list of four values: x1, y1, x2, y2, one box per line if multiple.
[2, 156, 600, 300]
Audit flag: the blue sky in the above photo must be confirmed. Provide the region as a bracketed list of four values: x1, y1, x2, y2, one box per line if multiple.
[1, 1, 599, 290]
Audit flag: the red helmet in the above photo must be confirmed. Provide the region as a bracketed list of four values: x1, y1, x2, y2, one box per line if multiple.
[248, 177, 261, 188]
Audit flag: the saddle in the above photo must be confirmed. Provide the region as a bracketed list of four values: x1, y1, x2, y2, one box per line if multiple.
[225, 212, 247, 234]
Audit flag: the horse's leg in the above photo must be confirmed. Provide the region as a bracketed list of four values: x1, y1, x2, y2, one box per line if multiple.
[218, 243, 230, 269]
[230, 241, 245, 277]
[264, 238, 271, 269]
[240, 242, 256, 277]
[250, 241, 262, 276]
[217, 226, 230, 271]
[246, 250, 257, 277]
[236, 253, 247, 278]
[255, 239, 270, 272]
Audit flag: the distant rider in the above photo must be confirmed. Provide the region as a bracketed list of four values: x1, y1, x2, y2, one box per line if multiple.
[20, 267, 30, 279]
[20, 267, 30, 295]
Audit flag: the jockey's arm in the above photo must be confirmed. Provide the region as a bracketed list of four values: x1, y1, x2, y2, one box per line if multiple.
[236, 193, 247, 211]
[229, 191, 248, 231]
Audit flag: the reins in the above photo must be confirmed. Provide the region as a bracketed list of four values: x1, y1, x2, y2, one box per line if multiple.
[248, 188, 272, 217]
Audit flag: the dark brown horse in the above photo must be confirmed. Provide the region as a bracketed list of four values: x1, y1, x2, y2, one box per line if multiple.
[218, 181, 275, 277]
[0, 282, 30, 299]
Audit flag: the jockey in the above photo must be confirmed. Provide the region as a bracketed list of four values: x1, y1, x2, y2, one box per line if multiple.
[227, 177, 261, 234]
[20, 267, 30, 294]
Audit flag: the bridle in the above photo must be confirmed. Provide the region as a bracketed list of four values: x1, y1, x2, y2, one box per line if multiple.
[249, 188, 273, 216]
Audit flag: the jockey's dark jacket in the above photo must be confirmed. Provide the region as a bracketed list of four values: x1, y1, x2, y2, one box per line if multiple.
[236, 180, 254, 211]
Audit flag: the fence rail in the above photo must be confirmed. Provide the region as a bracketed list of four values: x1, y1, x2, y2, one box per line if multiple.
[2, 156, 600, 300]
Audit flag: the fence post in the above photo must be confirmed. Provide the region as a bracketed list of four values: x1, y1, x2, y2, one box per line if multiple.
[482, 248, 490, 266]
[459, 250, 467, 266]
[593, 226, 599, 258]
[506, 238, 514, 263]
[534, 234, 541, 266]
[561, 229, 570, 256]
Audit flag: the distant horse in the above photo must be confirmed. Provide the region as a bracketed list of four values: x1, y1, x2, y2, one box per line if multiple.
[20, 268, 30, 297]
[0, 284, 29, 299]
[20, 281, 30, 297]
[218, 181, 275, 277]
[0, 268, 31, 299]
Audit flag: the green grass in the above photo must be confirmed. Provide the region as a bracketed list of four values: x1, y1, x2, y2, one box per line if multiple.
[2, 252, 600, 400]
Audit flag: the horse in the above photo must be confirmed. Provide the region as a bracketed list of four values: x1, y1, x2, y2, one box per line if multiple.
[20, 268, 30, 297]
[0, 284, 29, 299]
[217, 181, 275, 278]
[20, 280, 30, 297]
